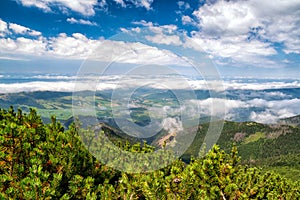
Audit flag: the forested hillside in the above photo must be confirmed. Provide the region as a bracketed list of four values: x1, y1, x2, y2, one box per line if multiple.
[185, 120, 300, 181]
[0, 107, 299, 199]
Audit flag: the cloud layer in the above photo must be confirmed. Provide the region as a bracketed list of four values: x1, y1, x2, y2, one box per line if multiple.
[1, 74, 300, 124]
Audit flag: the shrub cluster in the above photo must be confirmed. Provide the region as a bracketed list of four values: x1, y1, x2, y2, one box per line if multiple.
[0, 107, 299, 199]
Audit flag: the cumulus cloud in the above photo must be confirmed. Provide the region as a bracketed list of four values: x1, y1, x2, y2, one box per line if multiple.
[47, 33, 98, 58]
[9, 23, 30, 34]
[114, 0, 154, 10]
[250, 107, 298, 124]
[190, 32, 278, 67]
[249, 111, 280, 124]
[132, 20, 153, 27]
[133, 20, 178, 35]
[190, 98, 247, 118]
[8, 23, 42, 36]
[18, 0, 98, 16]
[0, 20, 41, 37]
[131, 20, 184, 46]
[0, 20, 188, 66]
[120, 27, 141, 33]
[190, 0, 300, 67]
[181, 15, 194, 25]
[114, 0, 126, 7]
[17, 0, 154, 16]
[177, 1, 190, 10]
[0, 19, 9, 37]
[193, 1, 260, 37]
[66, 18, 98, 26]
[133, 0, 154, 10]
[18, 0, 52, 12]
[250, 0, 300, 54]
[0, 37, 46, 55]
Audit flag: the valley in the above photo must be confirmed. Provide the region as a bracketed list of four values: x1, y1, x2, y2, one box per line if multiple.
[1, 90, 300, 180]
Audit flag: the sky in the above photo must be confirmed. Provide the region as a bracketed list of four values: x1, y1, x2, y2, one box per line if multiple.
[0, 0, 299, 78]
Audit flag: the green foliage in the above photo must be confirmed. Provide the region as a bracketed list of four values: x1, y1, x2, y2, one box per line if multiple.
[0, 107, 299, 199]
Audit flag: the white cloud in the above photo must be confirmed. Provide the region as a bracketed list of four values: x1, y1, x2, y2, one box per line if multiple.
[116, 0, 154, 10]
[190, 0, 300, 67]
[0, 37, 46, 55]
[0, 19, 9, 37]
[181, 15, 194, 25]
[0, 20, 187, 66]
[66, 18, 98, 26]
[249, 111, 279, 124]
[246, 98, 300, 123]
[177, 1, 190, 10]
[18, 0, 52, 12]
[145, 34, 182, 46]
[1, 74, 300, 124]
[189, 97, 300, 123]
[0, 56, 30, 61]
[18, 0, 98, 16]
[193, 1, 260, 37]
[187, 79, 300, 91]
[9, 23, 29, 34]
[18, 0, 154, 15]
[190, 98, 248, 118]
[264, 91, 290, 98]
[0, 19, 188, 65]
[88, 40, 187, 65]
[0, 81, 118, 93]
[131, 20, 183, 46]
[162, 117, 183, 133]
[190, 32, 277, 68]
[0, 81, 75, 93]
[133, 20, 178, 34]
[250, 0, 300, 54]
[8, 23, 42, 36]
[250, 106, 299, 124]
[132, 20, 154, 27]
[0, 75, 191, 93]
[114, 0, 126, 7]
[120, 27, 141, 33]
[133, 0, 154, 10]
[222, 80, 300, 90]
[47, 33, 99, 58]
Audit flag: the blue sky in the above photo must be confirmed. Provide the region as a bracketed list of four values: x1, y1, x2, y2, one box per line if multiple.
[0, 0, 299, 78]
